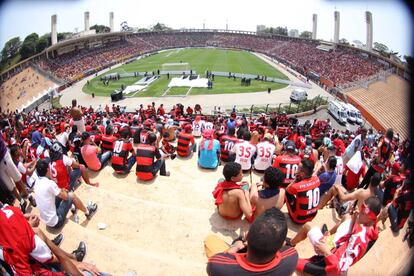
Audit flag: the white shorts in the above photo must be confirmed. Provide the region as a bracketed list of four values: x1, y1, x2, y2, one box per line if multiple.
[0, 151, 22, 191]
[308, 219, 353, 248]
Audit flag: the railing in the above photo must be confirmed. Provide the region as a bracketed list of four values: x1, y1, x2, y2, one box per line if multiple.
[209, 96, 329, 116]
[336, 68, 395, 93]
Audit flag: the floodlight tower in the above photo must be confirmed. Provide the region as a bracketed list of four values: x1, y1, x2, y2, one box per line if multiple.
[334, 11, 340, 44]
[84, 11, 90, 31]
[51, 14, 57, 45]
[109, 12, 114, 32]
[312, 14, 317, 39]
[366, 11, 373, 52]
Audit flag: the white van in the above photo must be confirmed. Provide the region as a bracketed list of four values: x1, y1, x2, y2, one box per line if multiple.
[290, 89, 308, 103]
[348, 104, 363, 124]
[328, 100, 348, 125]
[343, 103, 356, 124]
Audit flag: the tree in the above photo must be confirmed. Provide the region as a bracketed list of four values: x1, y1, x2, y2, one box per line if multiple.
[20, 33, 39, 59]
[57, 32, 73, 41]
[299, 31, 312, 39]
[374, 42, 389, 54]
[339, 38, 349, 45]
[275, 26, 288, 36]
[37, 33, 51, 52]
[90, 24, 110, 33]
[1, 37, 21, 61]
[151, 23, 172, 32]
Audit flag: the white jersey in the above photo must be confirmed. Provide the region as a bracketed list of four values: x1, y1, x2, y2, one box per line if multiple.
[232, 141, 256, 170]
[192, 120, 204, 137]
[335, 156, 344, 184]
[254, 141, 276, 171]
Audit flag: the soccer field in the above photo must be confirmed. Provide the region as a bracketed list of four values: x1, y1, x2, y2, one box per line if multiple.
[82, 48, 289, 97]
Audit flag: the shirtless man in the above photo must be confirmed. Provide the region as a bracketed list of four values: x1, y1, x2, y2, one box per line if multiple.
[250, 167, 285, 218]
[212, 162, 257, 222]
[318, 172, 382, 214]
[70, 99, 85, 132]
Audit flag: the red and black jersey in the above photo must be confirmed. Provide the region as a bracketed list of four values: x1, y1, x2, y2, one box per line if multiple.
[177, 132, 195, 157]
[89, 131, 102, 147]
[383, 174, 405, 206]
[101, 134, 116, 152]
[111, 139, 134, 172]
[273, 155, 302, 187]
[220, 135, 239, 162]
[136, 144, 161, 181]
[286, 176, 320, 224]
[373, 138, 392, 173]
[393, 182, 412, 229]
[207, 246, 298, 276]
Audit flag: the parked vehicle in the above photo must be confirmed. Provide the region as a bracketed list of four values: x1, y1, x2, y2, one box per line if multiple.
[290, 89, 308, 103]
[347, 103, 363, 124]
[328, 100, 348, 125]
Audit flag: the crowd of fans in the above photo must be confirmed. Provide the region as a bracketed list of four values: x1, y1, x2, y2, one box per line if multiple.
[24, 32, 386, 86]
[0, 100, 411, 275]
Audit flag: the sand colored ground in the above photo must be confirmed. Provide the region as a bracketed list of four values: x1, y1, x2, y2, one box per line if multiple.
[32, 145, 412, 275]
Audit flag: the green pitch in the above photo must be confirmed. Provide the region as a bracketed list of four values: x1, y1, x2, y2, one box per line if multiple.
[82, 48, 289, 97]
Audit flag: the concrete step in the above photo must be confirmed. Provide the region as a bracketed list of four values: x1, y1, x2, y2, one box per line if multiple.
[72, 183, 250, 265]
[40, 219, 205, 276]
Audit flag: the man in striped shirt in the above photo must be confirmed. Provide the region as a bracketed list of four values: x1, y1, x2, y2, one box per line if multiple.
[206, 207, 298, 275]
[136, 133, 170, 181]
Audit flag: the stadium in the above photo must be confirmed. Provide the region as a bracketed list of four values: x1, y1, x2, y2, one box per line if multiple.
[0, 3, 412, 276]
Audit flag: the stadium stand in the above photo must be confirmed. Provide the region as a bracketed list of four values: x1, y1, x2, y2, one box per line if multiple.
[346, 74, 409, 140]
[30, 32, 386, 87]
[0, 67, 58, 113]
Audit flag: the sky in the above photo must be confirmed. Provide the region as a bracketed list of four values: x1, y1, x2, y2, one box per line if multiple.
[0, 0, 412, 57]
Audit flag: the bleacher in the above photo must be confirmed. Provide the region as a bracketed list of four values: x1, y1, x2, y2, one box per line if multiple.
[346, 74, 409, 139]
[32, 146, 410, 275]
[0, 67, 58, 113]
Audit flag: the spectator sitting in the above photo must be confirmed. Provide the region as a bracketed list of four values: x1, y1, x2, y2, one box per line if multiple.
[33, 159, 98, 229]
[205, 207, 298, 275]
[80, 132, 112, 172]
[176, 124, 196, 157]
[136, 132, 170, 181]
[317, 156, 337, 196]
[198, 129, 220, 169]
[0, 202, 108, 275]
[318, 172, 382, 216]
[111, 129, 136, 174]
[285, 159, 321, 224]
[250, 167, 285, 218]
[160, 132, 177, 160]
[212, 162, 255, 222]
[101, 125, 117, 152]
[289, 197, 381, 276]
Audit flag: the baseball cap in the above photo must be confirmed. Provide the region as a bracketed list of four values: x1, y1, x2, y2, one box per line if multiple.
[51, 142, 63, 154]
[184, 124, 192, 131]
[285, 140, 296, 151]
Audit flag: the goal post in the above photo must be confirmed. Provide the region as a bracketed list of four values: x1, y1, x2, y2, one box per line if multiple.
[161, 62, 190, 71]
